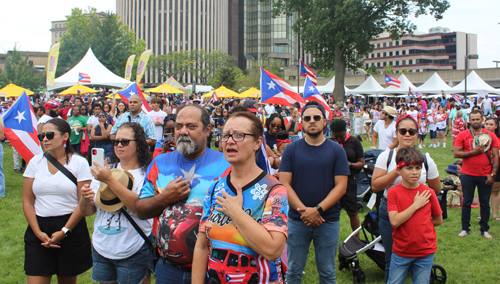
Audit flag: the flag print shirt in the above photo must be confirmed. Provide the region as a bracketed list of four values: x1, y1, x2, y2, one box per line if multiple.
[199, 171, 288, 284]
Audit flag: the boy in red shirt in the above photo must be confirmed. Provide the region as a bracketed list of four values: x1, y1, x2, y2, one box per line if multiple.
[387, 147, 443, 284]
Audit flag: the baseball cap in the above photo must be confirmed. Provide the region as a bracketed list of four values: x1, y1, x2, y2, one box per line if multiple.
[242, 100, 258, 113]
[44, 101, 60, 109]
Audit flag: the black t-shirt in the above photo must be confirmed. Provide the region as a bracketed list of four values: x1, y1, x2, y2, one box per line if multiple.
[336, 136, 364, 192]
[265, 131, 278, 150]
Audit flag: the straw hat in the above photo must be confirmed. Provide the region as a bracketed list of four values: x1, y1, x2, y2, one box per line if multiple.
[96, 169, 134, 212]
[473, 133, 492, 153]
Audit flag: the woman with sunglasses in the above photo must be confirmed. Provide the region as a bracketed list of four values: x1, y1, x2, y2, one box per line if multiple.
[371, 114, 441, 283]
[91, 112, 113, 160]
[80, 104, 89, 120]
[80, 122, 154, 284]
[192, 111, 288, 284]
[265, 113, 286, 150]
[23, 118, 93, 283]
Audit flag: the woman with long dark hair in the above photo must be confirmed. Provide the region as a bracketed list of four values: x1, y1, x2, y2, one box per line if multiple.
[80, 122, 154, 284]
[22, 118, 93, 283]
[482, 117, 500, 222]
[265, 113, 286, 150]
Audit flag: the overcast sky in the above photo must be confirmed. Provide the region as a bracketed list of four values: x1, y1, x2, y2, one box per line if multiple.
[1, 0, 498, 69]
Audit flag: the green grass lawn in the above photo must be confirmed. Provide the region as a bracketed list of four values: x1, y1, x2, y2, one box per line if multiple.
[1, 138, 500, 283]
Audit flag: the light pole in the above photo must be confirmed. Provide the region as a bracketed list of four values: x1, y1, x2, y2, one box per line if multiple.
[464, 33, 478, 97]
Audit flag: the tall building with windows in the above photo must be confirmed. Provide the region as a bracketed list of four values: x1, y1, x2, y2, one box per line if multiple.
[116, 0, 229, 83]
[50, 12, 107, 46]
[364, 28, 477, 73]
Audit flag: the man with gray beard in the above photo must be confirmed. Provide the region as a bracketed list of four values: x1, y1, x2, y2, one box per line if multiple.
[135, 105, 231, 283]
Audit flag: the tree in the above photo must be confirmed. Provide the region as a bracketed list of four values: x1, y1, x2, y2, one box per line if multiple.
[208, 66, 243, 90]
[234, 55, 285, 92]
[383, 65, 395, 74]
[268, 0, 450, 103]
[366, 64, 380, 75]
[57, 7, 142, 78]
[0, 46, 44, 89]
[401, 68, 410, 73]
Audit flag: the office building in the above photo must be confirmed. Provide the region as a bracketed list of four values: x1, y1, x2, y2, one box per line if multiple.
[50, 12, 107, 46]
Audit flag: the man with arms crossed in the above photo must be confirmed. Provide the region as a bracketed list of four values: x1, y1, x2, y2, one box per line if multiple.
[280, 101, 349, 283]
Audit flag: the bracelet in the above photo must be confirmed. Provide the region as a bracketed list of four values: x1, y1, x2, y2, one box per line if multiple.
[81, 196, 93, 204]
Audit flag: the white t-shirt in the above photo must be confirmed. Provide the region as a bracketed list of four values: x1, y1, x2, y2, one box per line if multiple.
[375, 148, 439, 197]
[435, 114, 447, 129]
[482, 98, 493, 110]
[91, 164, 152, 260]
[419, 121, 427, 135]
[427, 114, 437, 131]
[265, 105, 276, 115]
[23, 154, 92, 217]
[38, 114, 58, 126]
[87, 116, 99, 128]
[495, 101, 500, 111]
[148, 110, 168, 141]
[406, 110, 419, 122]
[373, 120, 396, 150]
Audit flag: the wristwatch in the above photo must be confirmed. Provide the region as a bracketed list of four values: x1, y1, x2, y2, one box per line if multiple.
[492, 174, 497, 178]
[62, 227, 72, 237]
[316, 205, 324, 214]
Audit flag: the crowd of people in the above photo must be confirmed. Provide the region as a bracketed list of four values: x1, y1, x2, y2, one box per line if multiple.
[1, 89, 498, 284]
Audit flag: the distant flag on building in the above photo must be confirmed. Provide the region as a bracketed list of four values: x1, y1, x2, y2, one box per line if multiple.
[300, 60, 317, 86]
[211, 91, 219, 103]
[3, 92, 42, 163]
[303, 77, 333, 120]
[118, 83, 152, 113]
[385, 74, 401, 88]
[78, 72, 91, 84]
[260, 68, 305, 107]
[453, 94, 461, 102]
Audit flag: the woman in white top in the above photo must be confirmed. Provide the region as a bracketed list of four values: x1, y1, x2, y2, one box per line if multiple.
[23, 118, 93, 284]
[362, 106, 372, 141]
[371, 114, 441, 283]
[435, 105, 448, 148]
[427, 109, 438, 147]
[80, 122, 154, 284]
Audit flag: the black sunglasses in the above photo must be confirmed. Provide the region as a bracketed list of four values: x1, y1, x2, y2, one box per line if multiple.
[38, 132, 63, 141]
[110, 139, 137, 146]
[397, 128, 418, 136]
[303, 115, 323, 122]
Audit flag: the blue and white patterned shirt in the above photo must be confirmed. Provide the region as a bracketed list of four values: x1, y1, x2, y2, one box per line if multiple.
[110, 111, 156, 140]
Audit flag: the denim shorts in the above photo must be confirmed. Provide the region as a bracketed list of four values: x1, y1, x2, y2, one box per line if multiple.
[436, 128, 446, 132]
[418, 134, 426, 140]
[92, 240, 151, 284]
[429, 130, 437, 139]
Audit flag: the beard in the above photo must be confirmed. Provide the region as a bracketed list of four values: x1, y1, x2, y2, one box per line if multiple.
[49, 109, 58, 118]
[176, 135, 196, 156]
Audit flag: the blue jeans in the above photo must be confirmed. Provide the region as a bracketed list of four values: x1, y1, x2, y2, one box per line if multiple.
[388, 253, 434, 284]
[484, 108, 493, 116]
[0, 143, 4, 197]
[461, 173, 492, 233]
[378, 198, 393, 283]
[286, 219, 340, 284]
[155, 259, 192, 284]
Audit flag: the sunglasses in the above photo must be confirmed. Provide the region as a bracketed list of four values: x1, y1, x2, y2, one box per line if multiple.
[110, 139, 137, 146]
[38, 132, 63, 141]
[270, 123, 282, 129]
[397, 128, 418, 136]
[302, 115, 323, 122]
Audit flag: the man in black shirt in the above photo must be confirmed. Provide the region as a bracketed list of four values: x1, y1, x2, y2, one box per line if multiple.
[331, 119, 365, 236]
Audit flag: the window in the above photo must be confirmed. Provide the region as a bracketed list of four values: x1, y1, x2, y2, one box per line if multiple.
[402, 50, 406, 55]
[383, 62, 387, 67]
[396, 41, 400, 46]
[396, 61, 400, 66]
[389, 52, 393, 56]
[55, 33, 58, 38]
[390, 61, 393, 66]
[377, 43, 380, 48]
[228, 253, 239, 267]
[402, 60, 406, 65]
[383, 52, 387, 57]
[409, 60, 413, 64]
[396, 51, 399, 56]
[389, 42, 393, 47]
[377, 53, 381, 57]
[383, 42, 386, 47]
[377, 62, 381, 67]
[241, 256, 249, 267]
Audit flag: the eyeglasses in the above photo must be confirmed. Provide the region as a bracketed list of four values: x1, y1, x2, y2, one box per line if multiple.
[38, 132, 63, 141]
[397, 128, 418, 136]
[110, 139, 137, 146]
[270, 123, 282, 129]
[302, 115, 323, 122]
[218, 132, 256, 142]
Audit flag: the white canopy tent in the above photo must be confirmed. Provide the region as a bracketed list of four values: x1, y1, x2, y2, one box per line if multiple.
[187, 85, 214, 93]
[347, 75, 385, 95]
[48, 48, 132, 91]
[414, 72, 451, 94]
[446, 71, 500, 95]
[382, 74, 416, 95]
[291, 76, 350, 94]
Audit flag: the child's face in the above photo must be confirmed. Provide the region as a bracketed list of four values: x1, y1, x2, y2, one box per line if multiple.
[397, 164, 422, 186]
[277, 142, 289, 156]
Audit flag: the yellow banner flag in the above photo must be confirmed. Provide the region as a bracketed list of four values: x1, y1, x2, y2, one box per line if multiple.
[124, 54, 136, 81]
[135, 50, 152, 84]
[46, 43, 60, 86]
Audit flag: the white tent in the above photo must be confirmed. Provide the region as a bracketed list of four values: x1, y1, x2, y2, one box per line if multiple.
[382, 74, 416, 95]
[347, 75, 385, 95]
[316, 76, 350, 94]
[187, 85, 214, 93]
[446, 71, 500, 95]
[414, 72, 451, 94]
[48, 48, 132, 91]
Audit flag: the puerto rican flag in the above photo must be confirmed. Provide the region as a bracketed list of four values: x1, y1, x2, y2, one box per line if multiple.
[303, 77, 333, 120]
[78, 72, 91, 84]
[256, 131, 272, 173]
[453, 94, 461, 102]
[211, 91, 219, 103]
[225, 273, 246, 283]
[260, 68, 305, 107]
[385, 74, 401, 88]
[118, 83, 152, 113]
[3, 92, 42, 163]
[416, 92, 423, 99]
[300, 60, 317, 86]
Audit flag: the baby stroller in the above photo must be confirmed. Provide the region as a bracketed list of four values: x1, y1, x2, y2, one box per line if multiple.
[355, 149, 383, 213]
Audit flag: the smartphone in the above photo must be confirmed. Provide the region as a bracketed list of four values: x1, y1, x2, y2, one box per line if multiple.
[91, 148, 105, 169]
[164, 133, 173, 140]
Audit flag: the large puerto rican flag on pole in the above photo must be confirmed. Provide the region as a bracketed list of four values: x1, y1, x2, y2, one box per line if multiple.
[118, 83, 152, 113]
[260, 68, 305, 107]
[300, 60, 317, 86]
[385, 74, 401, 88]
[3, 92, 42, 163]
[303, 77, 333, 120]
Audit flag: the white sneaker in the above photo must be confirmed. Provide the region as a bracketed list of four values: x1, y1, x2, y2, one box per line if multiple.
[423, 144, 426, 147]
[433, 144, 437, 148]
[437, 143, 440, 147]
[418, 145, 423, 149]
[443, 145, 446, 149]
